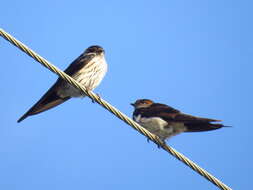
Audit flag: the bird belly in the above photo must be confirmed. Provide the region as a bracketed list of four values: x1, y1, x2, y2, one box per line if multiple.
[134, 115, 169, 139]
[134, 115, 186, 140]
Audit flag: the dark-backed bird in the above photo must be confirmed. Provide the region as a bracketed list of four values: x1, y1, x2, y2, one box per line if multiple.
[131, 99, 229, 142]
[18, 45, 107, 122]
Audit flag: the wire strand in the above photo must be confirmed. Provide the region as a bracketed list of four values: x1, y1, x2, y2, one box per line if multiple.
[0, 28, 232, 190]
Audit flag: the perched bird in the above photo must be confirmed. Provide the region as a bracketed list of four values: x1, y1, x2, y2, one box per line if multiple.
[18, 45, 107, 122]
[131, 99, 229, 142]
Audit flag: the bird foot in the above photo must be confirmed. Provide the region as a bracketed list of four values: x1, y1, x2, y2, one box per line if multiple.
[91, 93, 101, 103]
[155, 137, 166, 149]
[146, 136, 165, 149]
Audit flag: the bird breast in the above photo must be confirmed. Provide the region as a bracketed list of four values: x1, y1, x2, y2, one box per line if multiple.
[134, 114, 168, 133]
[134, 114, 187, 140]
[58, 55, 107, 98]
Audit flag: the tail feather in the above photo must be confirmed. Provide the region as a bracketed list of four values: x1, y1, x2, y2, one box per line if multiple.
[17, 86, 70, 123]
[185, 123, 228, 132]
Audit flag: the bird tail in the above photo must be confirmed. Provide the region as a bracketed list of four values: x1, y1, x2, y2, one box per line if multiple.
[17, 85, 70, 123]
[185, 123, 231, 132]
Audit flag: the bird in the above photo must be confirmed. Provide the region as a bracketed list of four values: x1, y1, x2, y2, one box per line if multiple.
[131, 99, 229, 142]
[18, 45, 108, 123]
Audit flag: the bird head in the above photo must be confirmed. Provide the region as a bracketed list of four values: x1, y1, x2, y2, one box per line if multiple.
[85, 45, 104, 55]
[131, 99, 154, 109]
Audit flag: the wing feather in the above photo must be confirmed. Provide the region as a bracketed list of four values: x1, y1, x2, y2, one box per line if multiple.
[136, 103, 220, 123]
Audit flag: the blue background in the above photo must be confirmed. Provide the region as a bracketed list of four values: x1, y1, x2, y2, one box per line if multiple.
[0, 1, 250, 189]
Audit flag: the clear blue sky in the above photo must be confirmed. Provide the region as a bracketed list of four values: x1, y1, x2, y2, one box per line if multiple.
[0, 1, 250, 189]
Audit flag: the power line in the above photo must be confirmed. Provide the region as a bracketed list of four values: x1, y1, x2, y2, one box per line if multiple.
[0, 28, 232, 190]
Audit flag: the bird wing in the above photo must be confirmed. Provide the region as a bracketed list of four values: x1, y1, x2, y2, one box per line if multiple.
[138, 103, 220, 123]
[135, 103, 180, 119]
[63, 52, 96, 76]
[17, 81, 70, 122]
[17, 52, 95, 122]
[173, 113, 221, 123]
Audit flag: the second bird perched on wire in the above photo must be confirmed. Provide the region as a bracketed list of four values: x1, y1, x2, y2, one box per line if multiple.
[131, 99, 230, 142]
[18, 45, 108, 123]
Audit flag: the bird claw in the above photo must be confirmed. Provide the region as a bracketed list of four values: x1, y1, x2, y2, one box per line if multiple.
[96, 93, 101, 101]
[146, 136, 165, 149]
[155, 137, 166, 149]
[159, 140, 166, 148]
[91, 93, 101, 103]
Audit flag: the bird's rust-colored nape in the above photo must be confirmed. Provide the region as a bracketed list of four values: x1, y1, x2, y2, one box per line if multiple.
[131, 99, 154, 108]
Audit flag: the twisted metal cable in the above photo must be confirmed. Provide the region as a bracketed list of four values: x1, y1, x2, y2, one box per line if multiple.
[0, 28, 232, 190]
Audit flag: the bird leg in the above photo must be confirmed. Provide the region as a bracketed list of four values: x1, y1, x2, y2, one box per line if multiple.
[94, 93, 101, 103]
[91, 93, 101, 103]
[155, 137, 166, 149]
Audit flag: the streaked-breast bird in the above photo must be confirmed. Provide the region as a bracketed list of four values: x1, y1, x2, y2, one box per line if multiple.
[18, 45, 107, 122]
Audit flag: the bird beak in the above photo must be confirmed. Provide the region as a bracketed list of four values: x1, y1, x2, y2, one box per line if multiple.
[130, 103, 135, 107]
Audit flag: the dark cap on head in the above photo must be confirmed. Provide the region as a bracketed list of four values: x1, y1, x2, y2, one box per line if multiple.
[85, 45, 104, 54]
